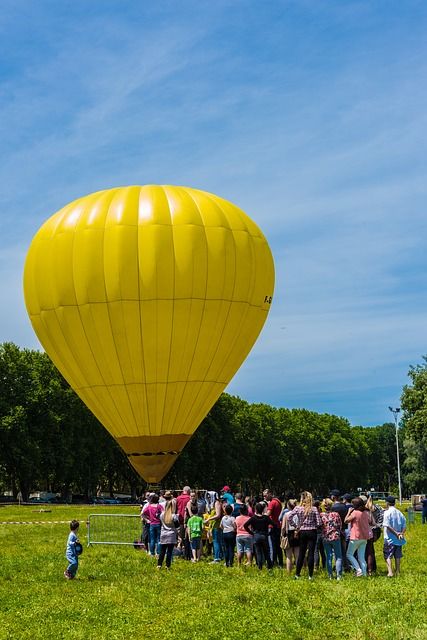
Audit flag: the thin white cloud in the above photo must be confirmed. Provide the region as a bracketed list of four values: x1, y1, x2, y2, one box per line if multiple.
[1, 2, 426, 426]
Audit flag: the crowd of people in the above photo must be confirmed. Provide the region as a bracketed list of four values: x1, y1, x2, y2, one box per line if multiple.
[138, 486, 408, 579]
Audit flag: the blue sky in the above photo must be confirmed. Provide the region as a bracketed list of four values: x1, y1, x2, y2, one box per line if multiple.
[1, 1, 426, 426]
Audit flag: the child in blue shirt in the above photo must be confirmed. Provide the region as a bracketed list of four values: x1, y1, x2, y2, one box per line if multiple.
[64, 520, 80, 579]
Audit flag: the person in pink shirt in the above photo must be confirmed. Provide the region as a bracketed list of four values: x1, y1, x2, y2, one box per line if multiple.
[235, 504, 253, 566]
[344, 497, 371, 577]
[141, 494, 164, 556]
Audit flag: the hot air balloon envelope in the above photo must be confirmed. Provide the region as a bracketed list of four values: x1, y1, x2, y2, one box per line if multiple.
[23, 186, 275, 482]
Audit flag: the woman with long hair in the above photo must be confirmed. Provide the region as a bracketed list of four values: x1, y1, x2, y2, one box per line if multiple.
[157, 492, 179, 569]
[364, 495, 383, 575]
[313, 500, 326, 570]
[288, 491, 321, 580]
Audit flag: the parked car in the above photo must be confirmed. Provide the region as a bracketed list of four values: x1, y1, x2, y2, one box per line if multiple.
[91, 497, 121, 505]
[29, 492, 60, 503]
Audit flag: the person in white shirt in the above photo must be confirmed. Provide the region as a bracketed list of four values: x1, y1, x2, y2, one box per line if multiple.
[382, 496, 406, 577]
[221, 504, 237, 567]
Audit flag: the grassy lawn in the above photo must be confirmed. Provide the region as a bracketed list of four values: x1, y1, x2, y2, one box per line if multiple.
[0, 505, 426, 640]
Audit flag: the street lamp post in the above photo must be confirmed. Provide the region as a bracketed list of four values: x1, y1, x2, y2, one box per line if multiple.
[388, 406, 402, 504]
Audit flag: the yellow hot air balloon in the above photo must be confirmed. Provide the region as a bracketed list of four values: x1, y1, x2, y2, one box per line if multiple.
[23, 186, 275, 482]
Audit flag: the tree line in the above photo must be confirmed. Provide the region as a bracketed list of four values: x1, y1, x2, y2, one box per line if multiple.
[0, 342, 425, 500]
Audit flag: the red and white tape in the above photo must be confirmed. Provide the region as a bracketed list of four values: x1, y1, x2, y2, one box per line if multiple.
[0, 520, 85, 525]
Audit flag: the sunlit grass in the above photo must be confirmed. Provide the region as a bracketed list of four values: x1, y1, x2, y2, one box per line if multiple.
[0, 505, 426, 640]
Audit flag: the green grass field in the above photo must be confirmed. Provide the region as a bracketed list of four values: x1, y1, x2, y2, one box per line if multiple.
[0, 505, 425, 640]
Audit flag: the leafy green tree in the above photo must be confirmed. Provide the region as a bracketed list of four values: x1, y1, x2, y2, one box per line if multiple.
[1, 341, 415, 499]
[355, 423, 399, 493]
[401, 357, 427, 492]
[0, 343, 47, 499]
[0, 342, 139, 499]
[401, 357, 427, 441]
[403, 436, 427, 493]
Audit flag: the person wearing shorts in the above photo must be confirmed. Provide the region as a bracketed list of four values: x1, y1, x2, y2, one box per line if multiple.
[235, 504, 253, 566]
[383, 539, 403, 563]
[383, 496, 406, 577]
[190, 535, 202, 561]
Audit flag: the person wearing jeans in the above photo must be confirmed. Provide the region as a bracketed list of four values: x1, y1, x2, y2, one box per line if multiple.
[264, 489, 284, 568]
[212, 527, 224, 562]
[149, 523, 161, 556]
[243, 502, 275, 570]
[221, 504, 236, 567]
[346, 538, 367, 576]
[253, 532, 273, 569]
[320, 499, 343, 580]
[324, 538, 343, 578]
[345, 497, 371, 577]
[141, 494, 164, 556]
[207, 495, 224, 563]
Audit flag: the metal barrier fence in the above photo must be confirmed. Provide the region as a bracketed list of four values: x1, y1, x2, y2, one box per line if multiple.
[88, 513, 142, 546]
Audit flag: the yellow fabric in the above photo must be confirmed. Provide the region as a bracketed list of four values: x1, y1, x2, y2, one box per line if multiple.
[23, 185, 275, 482]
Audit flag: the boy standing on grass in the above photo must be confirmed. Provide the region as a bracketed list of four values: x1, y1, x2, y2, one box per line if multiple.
[187, 505, 204, 562]
[383, 496, 406, 577]
[64, 520, 80, 580]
